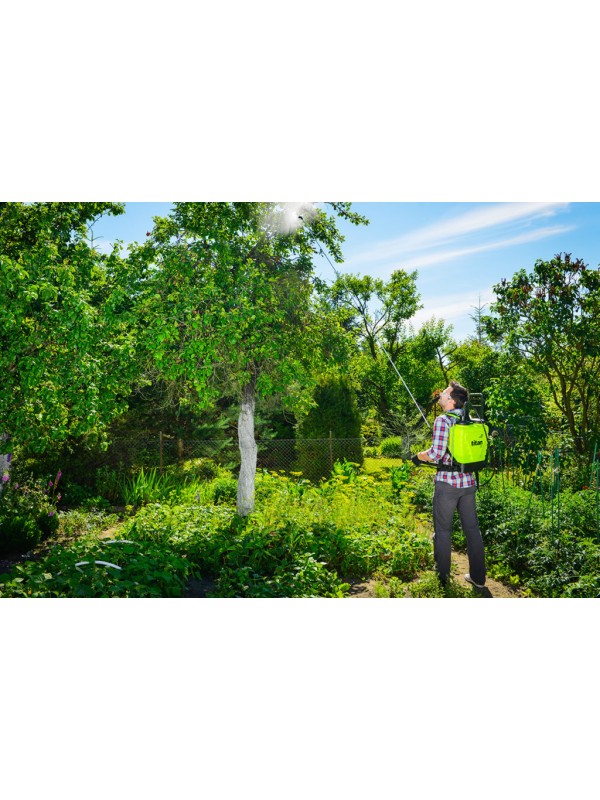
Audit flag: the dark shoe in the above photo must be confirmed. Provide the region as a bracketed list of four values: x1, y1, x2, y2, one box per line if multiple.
[465, 573, 485, 589]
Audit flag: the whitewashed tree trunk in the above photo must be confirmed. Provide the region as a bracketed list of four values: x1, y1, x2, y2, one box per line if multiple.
[237, 375, 258, 516]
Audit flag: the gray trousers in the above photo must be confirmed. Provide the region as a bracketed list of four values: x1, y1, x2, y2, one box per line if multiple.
[432, 480, 486, 586]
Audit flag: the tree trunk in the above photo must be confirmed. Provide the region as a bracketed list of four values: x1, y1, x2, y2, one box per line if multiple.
[237, 375, 257, 516]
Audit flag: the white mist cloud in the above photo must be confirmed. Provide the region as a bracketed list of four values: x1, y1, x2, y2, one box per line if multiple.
[263, 202, 318, 235]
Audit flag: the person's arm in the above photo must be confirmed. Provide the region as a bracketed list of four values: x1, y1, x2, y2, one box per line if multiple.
[417, 415, 449, 463]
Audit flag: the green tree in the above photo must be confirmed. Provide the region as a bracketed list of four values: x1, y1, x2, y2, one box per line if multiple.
[296, 373, 363, 481]
[485, 366, 549, 467]
[325, 269, 421, 359]
[449, 339, 502, 396]
[322, 269, 425, 422]
[0, 203, 137, 469]
[484, 253, 600, 456]
[130, 202, 368, 515]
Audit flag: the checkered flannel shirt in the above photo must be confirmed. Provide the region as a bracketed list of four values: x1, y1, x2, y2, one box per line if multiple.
[426, 408, 476, 488]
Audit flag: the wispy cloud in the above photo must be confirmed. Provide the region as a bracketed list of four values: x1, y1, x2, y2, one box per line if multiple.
[410, 287, 497, 330]
[401, 224, 575, 271]
[348, 202, 571, 268]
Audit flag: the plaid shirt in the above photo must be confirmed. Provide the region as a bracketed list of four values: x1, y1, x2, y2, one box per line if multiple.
[426, 408, 476, 488]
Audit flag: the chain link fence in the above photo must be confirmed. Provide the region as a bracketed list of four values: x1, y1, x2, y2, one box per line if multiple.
[34, 420, 594, 492]
[101, 432, 367, 479]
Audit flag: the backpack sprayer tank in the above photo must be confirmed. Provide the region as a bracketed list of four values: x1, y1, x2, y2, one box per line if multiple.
[445, 407, 490, 473]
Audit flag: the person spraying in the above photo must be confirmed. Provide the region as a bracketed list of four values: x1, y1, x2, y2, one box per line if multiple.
[416, 381, 487, 589]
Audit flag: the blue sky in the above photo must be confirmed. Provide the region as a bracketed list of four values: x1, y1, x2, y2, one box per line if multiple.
[93, 202, 600, 343]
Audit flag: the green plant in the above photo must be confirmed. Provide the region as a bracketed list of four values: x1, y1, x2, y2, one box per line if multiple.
[95, 465, 128, 504]
[59, 509, 119, 538]
[121, 468, 180, 507]
[331, 459, 360, 482]
[0, 536, 193, 598]
[296, 375, 364, 482]
[211, 477, 238, 504]
[380, 437, 404, 458]
[180, 457, 221, 482]
[390, 462, 412, 499]
[0, 472, 62, 556]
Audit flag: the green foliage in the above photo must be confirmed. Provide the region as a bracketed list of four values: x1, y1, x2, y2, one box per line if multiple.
[120, 468, 433, 597]
[380, 437, 404, 457]
[0, 537, 192, 598]
[475, 481, 600, 596]
[390, 462, 412, 499]
[324, 269, 422, 358]
[211, 477, 238, 504]
[450, 340, 503, 395]
[404, 571, 471, 598]
[296, 375, 363, 481]
[120, 468, 181, 508]
[0, 515, 41, 556]
[0, 474, 61, 555]
[330, 459, 361, 482]
[0, 202, 137, 452]
[485, 367, 549, 468]
[59, 509, 119, 538]
[178, 458, 221, 482]
[484, 253, 600, 455]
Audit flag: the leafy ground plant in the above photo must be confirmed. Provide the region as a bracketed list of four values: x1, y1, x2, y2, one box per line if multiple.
[0, 536, 193, 597]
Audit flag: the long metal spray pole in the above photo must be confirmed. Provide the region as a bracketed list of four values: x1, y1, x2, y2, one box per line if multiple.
[380, 345, 431, 430]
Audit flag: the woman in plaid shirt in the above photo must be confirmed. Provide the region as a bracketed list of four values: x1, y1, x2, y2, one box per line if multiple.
[417, 381, 486, 589]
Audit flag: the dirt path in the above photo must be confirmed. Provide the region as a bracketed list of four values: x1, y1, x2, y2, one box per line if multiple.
[348, 550, 523, 598]
[450, 551, 522, 597]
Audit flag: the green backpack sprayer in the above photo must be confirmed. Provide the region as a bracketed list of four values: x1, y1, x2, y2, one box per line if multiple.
[441, 408, 490, 474]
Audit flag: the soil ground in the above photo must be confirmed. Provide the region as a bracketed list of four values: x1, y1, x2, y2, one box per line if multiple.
[347, 550, 522, 598]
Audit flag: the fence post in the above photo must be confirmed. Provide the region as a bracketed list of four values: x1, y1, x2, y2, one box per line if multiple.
[159, 431, 163, 473]
[178, 437, 184, 461]
[329, 431, 333, 470]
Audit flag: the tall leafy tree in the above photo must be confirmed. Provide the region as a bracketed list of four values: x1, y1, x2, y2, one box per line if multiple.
[325, 269, 421, 359]
[130, 202, 367, 515]
[0, 202, 137, 482]
[322, 269, 425, 422]
[484, 252, 600, 456]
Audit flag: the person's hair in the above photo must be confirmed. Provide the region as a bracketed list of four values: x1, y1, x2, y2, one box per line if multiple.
[448, 380, 468, 409]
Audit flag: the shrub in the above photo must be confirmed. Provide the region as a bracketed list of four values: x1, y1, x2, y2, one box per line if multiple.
[182, 458, 221, 482]
[296, 375, 363, 481]
[380, 437, 404, 458]
[211, 477, 238, 504]
[390, 463, 412, 499]
[0, 514, 41, 555]
[0, 474, 61, 556]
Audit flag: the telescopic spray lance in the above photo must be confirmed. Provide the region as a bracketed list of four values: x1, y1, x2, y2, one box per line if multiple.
[378, 342, 435, 467]
[380, 345, 431, 431]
